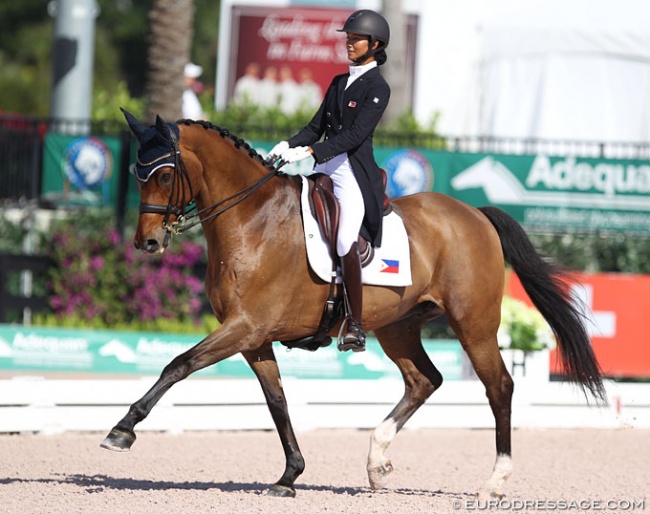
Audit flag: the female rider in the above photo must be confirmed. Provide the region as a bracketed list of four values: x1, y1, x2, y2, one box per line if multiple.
[267, 10, 391, 353]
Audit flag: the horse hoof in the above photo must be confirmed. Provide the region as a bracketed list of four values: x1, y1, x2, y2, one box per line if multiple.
[100, 427, 136, 452]
[267, 484, 296, 498]
[368, 460, 394, 489]
[477, 489, 505, 502]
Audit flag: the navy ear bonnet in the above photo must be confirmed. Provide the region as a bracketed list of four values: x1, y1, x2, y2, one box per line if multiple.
[121, 108, 180, 182]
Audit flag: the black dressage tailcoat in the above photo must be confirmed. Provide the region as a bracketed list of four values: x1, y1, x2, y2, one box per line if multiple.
[288, 66, 390, 247]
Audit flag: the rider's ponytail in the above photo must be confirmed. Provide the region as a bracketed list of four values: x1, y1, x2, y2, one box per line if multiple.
[375, 49, 387, 66]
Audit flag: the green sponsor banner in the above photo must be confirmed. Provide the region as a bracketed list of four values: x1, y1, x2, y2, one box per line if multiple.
[0, 324, 464, 380]
[373, 149, 650, 233]
[438, 153, 650, 234]
[42, 133, 123, 207]
[252, 141, 650, 233]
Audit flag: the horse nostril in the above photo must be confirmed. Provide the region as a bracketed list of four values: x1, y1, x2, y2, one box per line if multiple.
[143, 239, 160, 253]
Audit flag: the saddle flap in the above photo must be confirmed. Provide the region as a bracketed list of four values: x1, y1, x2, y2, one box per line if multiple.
[311, 174, 339, 260]
[309, 173, 377, 267]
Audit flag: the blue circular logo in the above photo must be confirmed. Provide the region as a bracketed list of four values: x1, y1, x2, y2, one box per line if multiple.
[64, 137, 112, 190]
[383, 149, 434, 198]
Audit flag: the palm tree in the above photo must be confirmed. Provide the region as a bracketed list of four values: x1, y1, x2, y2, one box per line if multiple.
[145, 0, 195, 122]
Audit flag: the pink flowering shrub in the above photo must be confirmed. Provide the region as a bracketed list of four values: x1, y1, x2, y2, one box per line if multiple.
[43, 215, 207, 330]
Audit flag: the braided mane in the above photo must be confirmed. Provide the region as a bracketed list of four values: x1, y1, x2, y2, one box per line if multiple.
[177, 119, 274, 171]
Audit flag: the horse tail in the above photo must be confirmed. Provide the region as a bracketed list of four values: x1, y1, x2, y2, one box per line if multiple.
[479, 206, 606, 403]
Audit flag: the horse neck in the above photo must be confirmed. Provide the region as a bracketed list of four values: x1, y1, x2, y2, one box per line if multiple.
[183, 125, 300, 254]
[189, 132, 268, 206]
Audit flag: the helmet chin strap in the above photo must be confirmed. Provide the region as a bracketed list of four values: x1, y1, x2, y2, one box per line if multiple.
[353, 36, 379, 65]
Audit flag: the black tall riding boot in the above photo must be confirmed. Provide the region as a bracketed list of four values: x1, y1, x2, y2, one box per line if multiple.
[338, 242, 366, 352]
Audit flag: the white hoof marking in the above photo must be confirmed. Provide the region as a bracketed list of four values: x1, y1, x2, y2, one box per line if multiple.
[479, 453, 513, 499]
[367, 418, 398, 488]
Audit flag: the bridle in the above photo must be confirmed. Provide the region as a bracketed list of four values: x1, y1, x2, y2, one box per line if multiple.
[137, 126, 280, 239]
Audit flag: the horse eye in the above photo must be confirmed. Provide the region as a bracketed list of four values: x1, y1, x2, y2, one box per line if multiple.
[159, 172, 172, 185]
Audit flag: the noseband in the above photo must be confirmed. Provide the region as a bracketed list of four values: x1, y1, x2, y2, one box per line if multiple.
[138, 126, 279, 237]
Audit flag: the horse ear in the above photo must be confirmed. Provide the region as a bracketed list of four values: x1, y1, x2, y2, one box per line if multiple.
[121, 108, 148, 140]
[155, 115, 172, 142]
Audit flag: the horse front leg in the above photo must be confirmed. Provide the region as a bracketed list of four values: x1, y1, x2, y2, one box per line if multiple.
[100, 320, 251, 452]
[242, 344, 305, 498]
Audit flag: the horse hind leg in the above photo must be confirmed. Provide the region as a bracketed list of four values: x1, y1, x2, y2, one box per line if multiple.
[466, 338, 514, 499]
[369, 318, 443, 490]
[450, 317, 514, 499]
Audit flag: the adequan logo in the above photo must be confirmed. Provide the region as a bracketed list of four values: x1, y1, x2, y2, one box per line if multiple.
[451, 155, 650, 211]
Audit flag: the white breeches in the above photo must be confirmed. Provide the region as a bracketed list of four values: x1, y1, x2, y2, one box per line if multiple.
[314, 153, 364, 256]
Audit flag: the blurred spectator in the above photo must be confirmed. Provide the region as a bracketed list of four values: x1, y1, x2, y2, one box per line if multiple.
[233, 62, 261, 106]
[278, 66, 300, 114]
[183, 63, 207, 120]
[258, 66, 280, 109]
[296, 67, 323, 112]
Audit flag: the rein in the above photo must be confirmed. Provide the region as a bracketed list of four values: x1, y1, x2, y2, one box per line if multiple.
[172, 166, 279, 234]
[138, 125, 280, 236]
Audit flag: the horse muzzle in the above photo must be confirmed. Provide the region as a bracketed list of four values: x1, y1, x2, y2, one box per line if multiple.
[134, 224, 170, 254]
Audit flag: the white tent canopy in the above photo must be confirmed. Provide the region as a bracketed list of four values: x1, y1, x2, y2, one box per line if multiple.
[412, 0, 650, 142]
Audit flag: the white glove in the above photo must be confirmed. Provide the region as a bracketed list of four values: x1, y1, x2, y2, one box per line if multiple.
[281, 146, 312, 163]
[267, 141, 289, 162]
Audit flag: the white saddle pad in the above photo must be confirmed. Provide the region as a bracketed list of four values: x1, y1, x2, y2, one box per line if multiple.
[299, 175, 412, 287]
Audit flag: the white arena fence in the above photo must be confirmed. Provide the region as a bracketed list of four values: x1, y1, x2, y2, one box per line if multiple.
[0, 376, 648, 435]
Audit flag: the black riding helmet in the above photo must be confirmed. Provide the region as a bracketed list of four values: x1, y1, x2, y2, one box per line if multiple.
[338, 9, 390, 64]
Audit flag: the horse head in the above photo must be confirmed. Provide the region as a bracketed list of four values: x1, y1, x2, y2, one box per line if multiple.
[122, 108, 195, 253]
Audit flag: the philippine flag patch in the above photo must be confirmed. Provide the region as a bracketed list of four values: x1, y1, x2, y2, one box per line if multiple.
[380, 259, 399, 274]
[348, 101, 357, 108]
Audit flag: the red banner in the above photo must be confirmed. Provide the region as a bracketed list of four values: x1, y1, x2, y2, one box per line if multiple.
[507, 271, 650, 378]
[228, 6, 353, 112]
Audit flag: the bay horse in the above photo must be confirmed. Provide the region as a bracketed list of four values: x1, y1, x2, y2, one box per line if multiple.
[101, 111, 605, 499]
